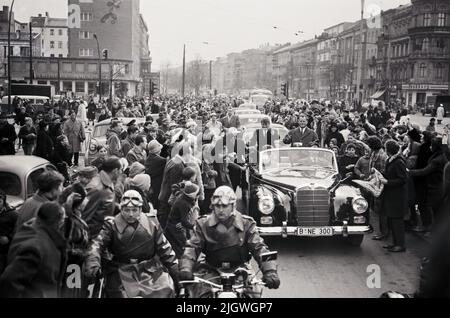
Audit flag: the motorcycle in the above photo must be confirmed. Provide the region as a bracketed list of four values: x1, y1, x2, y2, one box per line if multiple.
[179, 251, 277, 299]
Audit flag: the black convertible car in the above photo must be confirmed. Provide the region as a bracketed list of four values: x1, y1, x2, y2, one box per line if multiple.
[242, 148, 370, 246]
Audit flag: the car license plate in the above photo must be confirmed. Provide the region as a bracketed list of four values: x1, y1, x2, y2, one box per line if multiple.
[297, 227, 334, 237]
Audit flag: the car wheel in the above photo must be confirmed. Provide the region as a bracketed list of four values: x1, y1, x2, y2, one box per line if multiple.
[347, 234, 364, 247]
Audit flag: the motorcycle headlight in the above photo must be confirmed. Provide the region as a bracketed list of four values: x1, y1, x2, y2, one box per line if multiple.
[258, 196, 275, 215]
[352, 198, 368, 214]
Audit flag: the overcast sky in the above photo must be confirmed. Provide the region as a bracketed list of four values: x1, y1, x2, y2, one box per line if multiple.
[2, 0, 411, 70]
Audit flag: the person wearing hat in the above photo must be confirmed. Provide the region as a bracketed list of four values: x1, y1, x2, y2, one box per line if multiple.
[165, 182, 200, 258]
[145, 140, 166, 208]
[18, 117, 37, 156]
[0, 202, 67, 298]
[83, 190, 179, 298]
[179, 186, 280, 297]
[0, 115, 17, 155]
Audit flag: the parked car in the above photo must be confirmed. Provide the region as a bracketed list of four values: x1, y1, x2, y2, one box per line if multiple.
[242, 147, 370, 246]
[84, 117, 147, 165]
[1, 95, 50, 114]
[0, 156, 56, 209]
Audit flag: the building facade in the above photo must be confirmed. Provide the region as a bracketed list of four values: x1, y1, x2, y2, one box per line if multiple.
[376, 0, 450, 108]
[67, 0, 151, 96]
[31, 13, 68, 58]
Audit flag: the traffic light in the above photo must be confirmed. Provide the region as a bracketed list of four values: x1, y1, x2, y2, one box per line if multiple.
[281, 83, 288, 97]
[150, 80, 158, 96]
[102, 49, 108, 60]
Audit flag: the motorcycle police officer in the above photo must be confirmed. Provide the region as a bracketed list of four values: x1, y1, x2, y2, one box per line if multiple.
[83, 190, 179, 298]
[179, 186, 280, 296]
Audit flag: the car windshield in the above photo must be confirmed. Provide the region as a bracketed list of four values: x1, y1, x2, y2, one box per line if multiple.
[259, 149, 336, 175]
[239, 116, 269, 127]
[0, 172, 21, 196]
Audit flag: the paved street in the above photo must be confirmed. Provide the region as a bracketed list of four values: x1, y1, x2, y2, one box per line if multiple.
[259, 230, 427, 298]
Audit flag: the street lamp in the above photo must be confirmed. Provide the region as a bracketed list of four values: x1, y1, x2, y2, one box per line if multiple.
[93, 33, 102, 101]
[7, 0, 16, 114]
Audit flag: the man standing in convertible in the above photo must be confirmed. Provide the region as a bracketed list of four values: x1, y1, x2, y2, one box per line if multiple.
[179, 186, 280, 297]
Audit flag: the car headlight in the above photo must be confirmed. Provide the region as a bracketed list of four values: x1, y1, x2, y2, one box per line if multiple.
[352, 198, 368, 214]
[258, 196, 275, 215]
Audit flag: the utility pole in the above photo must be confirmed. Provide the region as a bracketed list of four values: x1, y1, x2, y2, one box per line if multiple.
[356, 0, 365, 110]
[7, 0, 16, 114]
[29, 22, 33, 84]
[109, 62, 113, 114]
[209, 60, 212, 91]
[182, 44, 186, 98]
[93, 34, 102, 101]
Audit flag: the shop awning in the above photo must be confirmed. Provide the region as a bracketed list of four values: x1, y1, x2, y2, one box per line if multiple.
[370, 90, 386, 99]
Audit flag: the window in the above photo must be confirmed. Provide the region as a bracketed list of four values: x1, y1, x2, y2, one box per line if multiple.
[79, 31, 91, 39]
[423, 38, 430, 51]
[58, 41, 63, 49]
[438, 13, 446, 27]
[79, 48, 94, 57]
[75, 82, 85, 93]
[50, 41, 55, 49]
[58, 29, 63, 36]
[58, 54, 63, 58]
[27, 169, 45, 198]
[424, 13, 432, 27]
[88, 82, 96, 94]
[50, 29, 54, 36]
[63, 81, 72, 92]
[62, 62, 72, 72]
[436, 63, 444, 79]
[20, 46, 30, 57]
[0, 172, 21, 196]
[88, 63, 97, 72]
[50, 62, 58, 72]
[419, 63, 427, 77]
[76, 63, 85, 72]
[81, 13, 93, 21]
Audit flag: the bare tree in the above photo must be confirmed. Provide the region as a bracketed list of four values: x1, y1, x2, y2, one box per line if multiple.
[186, 55, 208, 96]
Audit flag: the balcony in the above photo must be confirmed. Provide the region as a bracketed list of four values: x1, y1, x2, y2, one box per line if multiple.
[408, 26, 450, 35]
[409, 48, 450, 60]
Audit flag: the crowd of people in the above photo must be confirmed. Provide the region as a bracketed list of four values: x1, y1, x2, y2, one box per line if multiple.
[0, 93, 450, 298]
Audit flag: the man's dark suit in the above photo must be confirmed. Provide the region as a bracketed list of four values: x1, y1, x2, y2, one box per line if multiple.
[283, 127, 319, 147]
[250, 128, 280, 151]
[221, 115, 240, 129]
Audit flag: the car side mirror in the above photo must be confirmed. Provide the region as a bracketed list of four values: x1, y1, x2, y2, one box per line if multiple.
[261, 251, 278, 262]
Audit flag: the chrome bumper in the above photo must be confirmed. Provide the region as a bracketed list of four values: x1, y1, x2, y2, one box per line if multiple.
[258, 221, 370, 238]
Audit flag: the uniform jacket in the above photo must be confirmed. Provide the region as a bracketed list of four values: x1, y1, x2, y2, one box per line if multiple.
[107, 130, 122, 158]
[180, 211, 277, 274]
[126, 146, 147, 166]
[0, 219, 66, 298]
[85, 213, 178, 297]
[63, 119, 85, 153]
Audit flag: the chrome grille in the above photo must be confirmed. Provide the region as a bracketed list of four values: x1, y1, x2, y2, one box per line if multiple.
[295, 187, 330, 226]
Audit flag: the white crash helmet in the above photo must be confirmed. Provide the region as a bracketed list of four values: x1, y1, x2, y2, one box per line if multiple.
[121, 190, 143, 208]
[211, 186, 237, 206]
